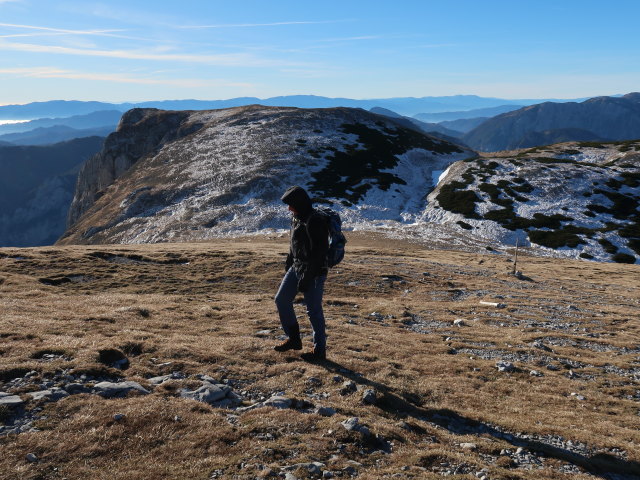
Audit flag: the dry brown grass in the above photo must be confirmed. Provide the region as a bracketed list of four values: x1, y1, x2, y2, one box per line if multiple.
[1, 233, 639, 479]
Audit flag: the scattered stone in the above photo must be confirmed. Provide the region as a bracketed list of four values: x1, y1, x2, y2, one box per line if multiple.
[180, 382, 229, 404]
[0, 393, 24, 407]
[516, 447, 525, 454]
[316, 406, 336, 417]
[113, 413, 125, 421]
[284, 473, 298, 480]
[530, 370, 543, 377]
[323, 471, 334, 478]
[571, 393, 586, 401]
[93, 381, 149, 398]
[25, 453, 38, 463]
[460, 442, 477, 450]
[546, 364, 560, 371]
[532, 340, 552, 352]
[453, 319, 466, 327]
[283, 462, 325, 475]
[340, 380, 357, 395]
[27, 388, 69, 402]
[496, 361, 515, 372]
[262, 395, 292, 409]
[148, 374, 173, 385]
[306, 377, 322, 387]
[64, 383, 89, 394]
[341, 417, 370, 437]
[361, 389, 377, 405]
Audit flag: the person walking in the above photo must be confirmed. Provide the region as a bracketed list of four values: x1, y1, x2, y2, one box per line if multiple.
[274, 186, 329, 361]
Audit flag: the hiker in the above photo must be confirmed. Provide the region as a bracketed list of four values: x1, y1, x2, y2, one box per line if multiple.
[274, 186, 329, 361]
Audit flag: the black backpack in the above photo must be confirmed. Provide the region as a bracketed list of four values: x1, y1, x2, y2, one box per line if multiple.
[308, 207, 347, 267]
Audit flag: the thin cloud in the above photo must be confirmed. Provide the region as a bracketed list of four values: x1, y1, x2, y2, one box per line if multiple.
[0, 22, 161, 42]
[318, 35, 382, 43]
[178, 20, 347, 29]
[0, 22, 121, 35]
[0, 67, 252, 88]
[0, 40, 303, 67]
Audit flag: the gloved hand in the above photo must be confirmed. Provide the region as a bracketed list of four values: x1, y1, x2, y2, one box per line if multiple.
[297, 274, 312, 293]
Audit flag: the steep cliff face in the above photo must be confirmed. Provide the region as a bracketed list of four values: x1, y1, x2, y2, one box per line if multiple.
[0, 137, 104, 247]
[59, 105, 471, 245]
[463, 93, 640, 151]
[66, 108, 202, 227]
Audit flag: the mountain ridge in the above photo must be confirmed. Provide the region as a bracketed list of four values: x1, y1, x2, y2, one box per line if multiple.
[0, 94, 588, 119]
[463, 93, 640, 151]
[60, 105, 472, 245]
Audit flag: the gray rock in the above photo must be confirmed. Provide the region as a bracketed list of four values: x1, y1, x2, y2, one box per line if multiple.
[453, 319, 465, 327]
[113, 413, 125, 421]
[530, 370, 543, 377]
[0, 393, 24, 407]
[27, 388, 69, 402]
[460, 442, 477, 450]
[341, 417, 361, 432]
[26, 453, 38, 463]
[532, 340, 552, 352]
[180, 382, 229, 404]
[64, 383, 89, 394]
[148, 374, 173, 385]
[340, 380, 357, 395]
[284, 462, 325, 475]
[496, 361, 515, 372]
[262, 395, 292, 409]
[93, 381, 150, 398]
[316, 406, 336, 417]
[341, 417, 370, 437]
[284, 474, 299, 480]
[361, 389, 377, 405]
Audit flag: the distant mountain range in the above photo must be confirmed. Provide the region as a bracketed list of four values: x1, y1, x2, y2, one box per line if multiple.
[413, 104, 525, 122]
[463, 93, 640, 151]
[0, 95, 584, 119]
[0, 125, 115, 146]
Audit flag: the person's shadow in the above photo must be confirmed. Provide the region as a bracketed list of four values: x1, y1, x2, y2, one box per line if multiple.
[315, 358, 640, 478]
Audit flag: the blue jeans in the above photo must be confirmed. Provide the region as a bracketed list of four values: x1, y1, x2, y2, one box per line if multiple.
[275, 268, 327, 352]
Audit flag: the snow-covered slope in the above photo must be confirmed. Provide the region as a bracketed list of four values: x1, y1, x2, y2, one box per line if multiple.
[60, 105, 472, 244]
[422, 141, 640, 263]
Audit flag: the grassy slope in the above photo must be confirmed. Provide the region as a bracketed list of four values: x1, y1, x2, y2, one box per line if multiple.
[0, 235, 639, 479]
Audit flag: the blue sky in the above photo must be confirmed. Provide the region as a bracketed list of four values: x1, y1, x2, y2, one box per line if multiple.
[1, 0, 639, 104]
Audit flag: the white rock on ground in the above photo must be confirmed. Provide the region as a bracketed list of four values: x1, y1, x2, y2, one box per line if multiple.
[92, 381, 150, 398]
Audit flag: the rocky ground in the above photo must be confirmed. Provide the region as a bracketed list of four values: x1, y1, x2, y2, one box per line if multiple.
[0, 234, 639, 479]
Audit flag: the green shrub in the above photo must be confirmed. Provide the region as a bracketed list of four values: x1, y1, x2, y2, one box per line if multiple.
[612, 253, 636, 264]
[436, 182, 481, 218]
[598, 238, 618, 254]
[528, 229, 584, 248]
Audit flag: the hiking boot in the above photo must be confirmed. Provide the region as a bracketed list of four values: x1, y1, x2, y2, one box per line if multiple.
[300, 347, 326, 362]
[274, 324, 302, 352]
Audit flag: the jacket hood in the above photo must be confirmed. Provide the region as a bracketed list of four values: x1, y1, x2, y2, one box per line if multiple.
[281, 186, 312, 216]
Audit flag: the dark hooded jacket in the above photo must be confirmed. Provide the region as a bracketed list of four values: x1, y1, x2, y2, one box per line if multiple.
[281, 186, 329, 279]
